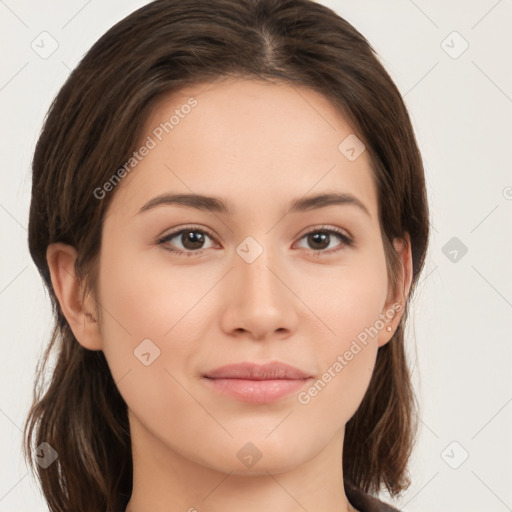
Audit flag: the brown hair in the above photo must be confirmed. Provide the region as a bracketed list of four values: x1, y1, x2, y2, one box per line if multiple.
[24, 0, 429, 511]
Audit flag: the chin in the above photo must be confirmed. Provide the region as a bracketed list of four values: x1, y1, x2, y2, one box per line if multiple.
[202, 434, 319, 476]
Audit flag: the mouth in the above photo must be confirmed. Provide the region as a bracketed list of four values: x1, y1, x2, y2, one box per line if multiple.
[202, 361, 313, 403]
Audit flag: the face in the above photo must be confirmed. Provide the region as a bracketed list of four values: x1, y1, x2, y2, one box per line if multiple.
[93, 78, 399, 475]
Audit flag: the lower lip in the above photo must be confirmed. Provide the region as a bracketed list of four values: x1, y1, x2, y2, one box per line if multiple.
[204, 378, 311, 403]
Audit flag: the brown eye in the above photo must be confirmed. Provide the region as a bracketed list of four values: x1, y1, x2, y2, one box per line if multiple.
[179, 230, 207, 250]
[296, 228, 353, 255]
[158, 226, 216, 255]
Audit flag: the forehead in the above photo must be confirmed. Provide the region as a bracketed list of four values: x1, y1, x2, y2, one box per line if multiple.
[110, 78, 378, 221]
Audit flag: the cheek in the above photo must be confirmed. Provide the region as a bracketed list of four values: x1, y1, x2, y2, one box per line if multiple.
[295, 250, 388, 410]
[97, 242, 213, 343]
[94, 237, 227, 411]
[94, 244, 212, 443]
[301, 248, 389, 349]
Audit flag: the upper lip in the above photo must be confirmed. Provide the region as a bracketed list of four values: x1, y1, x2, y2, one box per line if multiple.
[204, 361, 311, 380]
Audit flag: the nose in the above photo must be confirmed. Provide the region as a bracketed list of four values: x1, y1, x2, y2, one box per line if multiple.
[220, 242, 298, 341]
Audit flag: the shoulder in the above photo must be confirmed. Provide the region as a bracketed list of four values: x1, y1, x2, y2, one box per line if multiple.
[345, 482, 402, 512]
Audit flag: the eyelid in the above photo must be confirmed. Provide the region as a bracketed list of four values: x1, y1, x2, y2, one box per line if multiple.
[295, 224, 353, 243]
[157, 225, 217, 247]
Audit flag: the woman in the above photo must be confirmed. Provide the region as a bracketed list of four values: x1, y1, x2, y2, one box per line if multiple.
[23, 1, 429, 511]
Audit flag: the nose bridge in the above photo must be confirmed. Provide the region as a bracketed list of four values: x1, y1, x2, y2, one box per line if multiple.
[236, 234, 280, 306]
[225, 234, 296, 339]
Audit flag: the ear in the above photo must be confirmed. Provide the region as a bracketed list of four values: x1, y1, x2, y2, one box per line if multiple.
[377, 233, 413, 348]
[46, 243, 103, 351]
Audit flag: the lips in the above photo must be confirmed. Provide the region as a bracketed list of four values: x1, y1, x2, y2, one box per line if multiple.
[204, 361, 310, 380]
[203, 362, 312, 403]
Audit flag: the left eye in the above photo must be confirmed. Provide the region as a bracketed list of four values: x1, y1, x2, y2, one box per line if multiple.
[158, 226, 353, 256]
[295, 228, 353, 254]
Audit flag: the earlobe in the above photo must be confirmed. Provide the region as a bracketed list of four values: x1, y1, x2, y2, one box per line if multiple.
[377, 234, 413, 348]
[46, 243, 103, 351]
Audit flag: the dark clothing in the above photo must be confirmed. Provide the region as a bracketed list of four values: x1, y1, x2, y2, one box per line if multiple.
[346, 483, 401, 512]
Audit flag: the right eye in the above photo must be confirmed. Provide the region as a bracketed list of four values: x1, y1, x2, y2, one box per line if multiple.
[157, 226, 217, 256]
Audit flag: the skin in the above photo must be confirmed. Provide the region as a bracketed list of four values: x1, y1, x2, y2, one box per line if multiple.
[47, 77, 412, 512]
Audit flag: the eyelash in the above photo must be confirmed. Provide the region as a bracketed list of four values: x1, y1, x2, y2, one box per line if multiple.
[157, 225, 354, 257]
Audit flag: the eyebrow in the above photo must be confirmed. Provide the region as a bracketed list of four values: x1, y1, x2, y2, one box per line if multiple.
[138, 192, 370, 217]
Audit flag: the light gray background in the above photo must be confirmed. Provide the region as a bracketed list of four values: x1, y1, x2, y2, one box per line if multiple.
[1, 1, 511, 511]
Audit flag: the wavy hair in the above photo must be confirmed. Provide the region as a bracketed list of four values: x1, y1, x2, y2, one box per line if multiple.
[23, 1, 429, 511]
